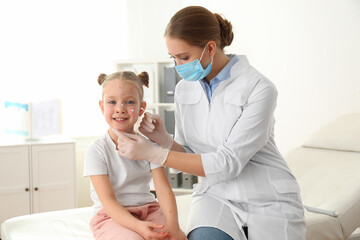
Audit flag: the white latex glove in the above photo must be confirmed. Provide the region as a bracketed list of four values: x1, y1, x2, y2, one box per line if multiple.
[139, 112, 173, 149]
[113, 129, 170, 165]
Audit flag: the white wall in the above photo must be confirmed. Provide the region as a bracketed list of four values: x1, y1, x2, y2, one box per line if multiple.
[1, 0, 359, 154]
[0, 0, 128, 137]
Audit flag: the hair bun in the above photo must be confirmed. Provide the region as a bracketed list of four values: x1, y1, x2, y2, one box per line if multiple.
[214, 13, 234, 49]
[137, 71, 149, 88]
[97, 73, 107, 85]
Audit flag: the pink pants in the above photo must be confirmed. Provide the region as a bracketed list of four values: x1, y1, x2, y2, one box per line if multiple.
[90, 201, 166, 240]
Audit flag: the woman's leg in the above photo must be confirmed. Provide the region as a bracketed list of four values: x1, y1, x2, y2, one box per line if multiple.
[186, 195, 243, 240]
[188, 227, 234, 240]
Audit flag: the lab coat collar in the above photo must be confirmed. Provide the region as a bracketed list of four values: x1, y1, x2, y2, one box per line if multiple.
[212, 54, 240, 82]
[229, 55, 250, 79]
[215, 55, 259, 105]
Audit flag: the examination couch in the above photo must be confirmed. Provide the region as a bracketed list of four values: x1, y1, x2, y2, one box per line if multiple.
[0, 195, 191, 240]
[1, 113, 360, 239]
[285, 113, 360, 239]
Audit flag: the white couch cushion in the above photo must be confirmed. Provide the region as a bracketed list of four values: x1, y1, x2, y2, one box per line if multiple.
[1, 207, 94, 240]
[285, 146, 360, 239]
[303, 113, 360, 152]
[305, 211, 343, 240]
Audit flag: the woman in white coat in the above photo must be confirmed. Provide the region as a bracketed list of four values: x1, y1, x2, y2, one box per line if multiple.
[116, 6, 306, 240]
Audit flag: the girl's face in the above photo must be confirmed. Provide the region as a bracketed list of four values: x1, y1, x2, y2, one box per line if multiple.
[99, 79, 146, 138]
[165, 37, 210, 67]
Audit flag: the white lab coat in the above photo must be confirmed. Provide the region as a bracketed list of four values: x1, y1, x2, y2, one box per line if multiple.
[174, 55, 306, 240]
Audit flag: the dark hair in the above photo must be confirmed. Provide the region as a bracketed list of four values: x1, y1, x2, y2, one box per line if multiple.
[164, 6, 233, 49]
[97, 71, 149, 99]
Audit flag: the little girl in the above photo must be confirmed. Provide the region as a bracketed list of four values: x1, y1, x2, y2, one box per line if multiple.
[83, 71, 187, 240]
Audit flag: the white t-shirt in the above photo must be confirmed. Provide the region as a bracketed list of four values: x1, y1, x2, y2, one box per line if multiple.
[83, 132, 161, 213]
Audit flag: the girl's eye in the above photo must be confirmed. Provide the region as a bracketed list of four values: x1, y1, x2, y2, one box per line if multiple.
[126, 101, 135, 104]
[108, 101, 116, 104]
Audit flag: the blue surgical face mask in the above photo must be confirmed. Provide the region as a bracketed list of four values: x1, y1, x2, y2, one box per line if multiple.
[174, 45, 213, 82]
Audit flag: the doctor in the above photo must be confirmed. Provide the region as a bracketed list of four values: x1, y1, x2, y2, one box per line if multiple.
[116, 6, 306, 240]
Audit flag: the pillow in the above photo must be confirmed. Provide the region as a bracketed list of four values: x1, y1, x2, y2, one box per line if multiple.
[302, 113, 360, 152]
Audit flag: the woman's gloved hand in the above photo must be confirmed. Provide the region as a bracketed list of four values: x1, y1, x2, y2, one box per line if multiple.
[112, 129, 170, 165]
[139, 112, 173, 149]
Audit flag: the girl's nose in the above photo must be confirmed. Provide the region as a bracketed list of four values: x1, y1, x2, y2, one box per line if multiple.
[116, 103, 126, 113]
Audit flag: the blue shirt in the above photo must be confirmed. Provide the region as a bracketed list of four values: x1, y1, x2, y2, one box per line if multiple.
[200, 54, 239, 103]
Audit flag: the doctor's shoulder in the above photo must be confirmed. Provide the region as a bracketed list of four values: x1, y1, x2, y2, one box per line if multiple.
[225, 67, 278, 109]
[244, 70, 279, 106]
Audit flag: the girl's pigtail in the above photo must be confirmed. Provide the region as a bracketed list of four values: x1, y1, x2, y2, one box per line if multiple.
[138, 71, 149, 88]
[98, 73, 107, 86]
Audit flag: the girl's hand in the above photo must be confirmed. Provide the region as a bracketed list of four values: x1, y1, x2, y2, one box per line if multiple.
[139, 112, 173, 149]
[164, 226, 188, 240]
[113, 129, 170, 165]
[135, 221, 170, 240]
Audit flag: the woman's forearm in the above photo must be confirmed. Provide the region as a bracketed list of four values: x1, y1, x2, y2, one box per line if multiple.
[168, 140, 205, 176]
[164, 151, 205, 177]
[170, 140, 186, 152]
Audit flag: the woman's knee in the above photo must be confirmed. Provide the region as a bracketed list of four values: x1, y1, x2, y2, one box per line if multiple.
[188, 227, 233, 240]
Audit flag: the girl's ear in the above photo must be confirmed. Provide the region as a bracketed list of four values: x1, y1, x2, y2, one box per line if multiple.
[139, 101, 147, 116]
[99, 100, 105, 115]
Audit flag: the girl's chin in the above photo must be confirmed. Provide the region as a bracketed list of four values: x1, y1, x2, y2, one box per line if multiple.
[111, 127, 134, 134]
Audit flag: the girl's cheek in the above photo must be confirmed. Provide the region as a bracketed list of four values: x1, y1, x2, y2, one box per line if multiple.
[129, 108, 138, 116]
[105, 106, 113, 115]
[129, 108, 139, 120]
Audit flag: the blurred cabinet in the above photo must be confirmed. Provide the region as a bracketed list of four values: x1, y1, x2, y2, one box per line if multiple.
[0, 138, 76, 227]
